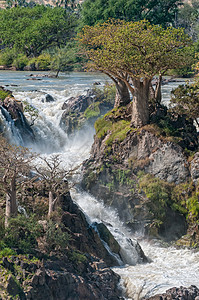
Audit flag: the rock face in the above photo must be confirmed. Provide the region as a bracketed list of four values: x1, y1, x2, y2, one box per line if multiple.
[60, 89, 114, 135]
[81, 106, 195, 240]
[146, 285, 199, 300]
[0, 96, 35, 145]
[0, 255, 122, 300]
[60, 192, 123, 266]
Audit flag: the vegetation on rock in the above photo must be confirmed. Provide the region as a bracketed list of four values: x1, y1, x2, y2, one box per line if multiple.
[78, 19, 192, 126]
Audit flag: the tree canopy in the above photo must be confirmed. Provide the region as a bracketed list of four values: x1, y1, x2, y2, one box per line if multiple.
[170, 78, 199, 126]
[0, 5, 77, 57]
[78, 20, 192, 126]
[80, 0, 182, 28]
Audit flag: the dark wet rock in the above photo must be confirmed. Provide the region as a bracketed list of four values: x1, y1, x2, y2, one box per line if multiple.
[60, 89, 114, 135]
[146, 285, 199, 300]
[0, 95, 35, 145]
[41, 94, 55, 103]
[60, 192, 123, 266]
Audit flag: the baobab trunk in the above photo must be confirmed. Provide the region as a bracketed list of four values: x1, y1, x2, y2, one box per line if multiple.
[5, 176, 17, 228]
[114, 79, 131, 108]
[131, 79, 151, 127]
[48, 191, 58, 218]
[155, 74, 162, 104]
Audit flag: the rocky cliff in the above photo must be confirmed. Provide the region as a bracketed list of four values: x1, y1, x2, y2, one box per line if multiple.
[82, 104, 199, 243]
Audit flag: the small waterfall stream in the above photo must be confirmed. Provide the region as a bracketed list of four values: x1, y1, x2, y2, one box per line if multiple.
[0, 71, 198, 299]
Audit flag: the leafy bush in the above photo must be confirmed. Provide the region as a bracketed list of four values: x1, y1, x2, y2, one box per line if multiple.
[45, 220, 70, 254]
[84, 102, 100, 119]
[2, 215, 42, 254]
[0, 248, 16, 259]
[0, 88, 12, 100]
[139, 174, 173, 224]
[0, 49, 16, 66]
[35, 53, 51, 70]
[12, 54, 29, 70]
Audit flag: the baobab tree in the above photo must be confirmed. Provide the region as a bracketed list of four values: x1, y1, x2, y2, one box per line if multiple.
[78, 20, 192, 127]
[0, 136, 34, 227]
[34, 155, 76, 218]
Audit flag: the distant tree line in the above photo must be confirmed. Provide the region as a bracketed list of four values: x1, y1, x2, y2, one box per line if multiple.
[0, 0, 198, 75]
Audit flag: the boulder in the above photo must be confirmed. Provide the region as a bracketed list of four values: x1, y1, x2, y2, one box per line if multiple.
[42, 94, 55, 103]
[1, 96, 35, 145]
[145, 285, 199, 300]
[60, 89, 114, 135]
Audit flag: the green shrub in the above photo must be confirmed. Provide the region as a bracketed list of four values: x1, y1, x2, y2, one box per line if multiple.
[45, 220, 70, 254]
[35, 53, 51, 70]
[0, 248, 16, 259]
[139, 174, 172, 222]
[0, 49, 16, 66]
[0, 88, 12, 100]
[84, 102, 100, 119]
[3, 215, 42, 254]
[68, 250, 87, 264]
[12, 54, 29, 70]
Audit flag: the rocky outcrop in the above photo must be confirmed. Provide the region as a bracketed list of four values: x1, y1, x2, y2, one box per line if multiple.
[0, 191, 129, 299]
[0, 94, 35, 145]
[0, 255, 122, 300]
[81, 106, 197, 240]
[146, 285, 199, 300]
[41, 94, 55, 103]
[60, 89, 114, 135]
[60, 192, 124, 266]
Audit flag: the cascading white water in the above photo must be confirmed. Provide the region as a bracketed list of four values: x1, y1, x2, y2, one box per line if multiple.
[1, 71, 198, 299]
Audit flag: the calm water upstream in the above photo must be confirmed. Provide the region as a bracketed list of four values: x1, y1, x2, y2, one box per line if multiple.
[0, 70, 198, 299]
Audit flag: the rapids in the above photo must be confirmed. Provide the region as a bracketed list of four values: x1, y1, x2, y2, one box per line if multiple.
[0, 71, 198, 299]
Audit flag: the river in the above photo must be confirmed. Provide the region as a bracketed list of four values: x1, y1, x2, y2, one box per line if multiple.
[0, 70, 199, 299]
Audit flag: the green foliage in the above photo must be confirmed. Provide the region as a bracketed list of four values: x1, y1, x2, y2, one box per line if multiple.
[50, 42, 82, 75]
[177, 0, 199, 41]
[79, 19, 192, 123]
[84, 102, 100, 119]
[94, 116, 112, 139]
[0, 5, 77, 57]
[34, 53, 51, 70]
[45, 220, 70, 254]
[170, 78, 199, 125]
[105, 120, 132, 146]
[0, 48, 17, 66]
[68, 250, 87, 264]
[171, 181, 199, 221]
[0, 248, 16, 259]
[186, 193, 199, 218]
[139, 174, 172, 221]
[12, 54, 29, 70]
[0, 88, 12, 100]
[80, 0, 181, 28]
[2, 215, 42, 254]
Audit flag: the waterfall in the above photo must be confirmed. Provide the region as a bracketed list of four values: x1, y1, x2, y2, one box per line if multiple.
[0, 105, 24, 145]
[1, 71, 198, 299]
